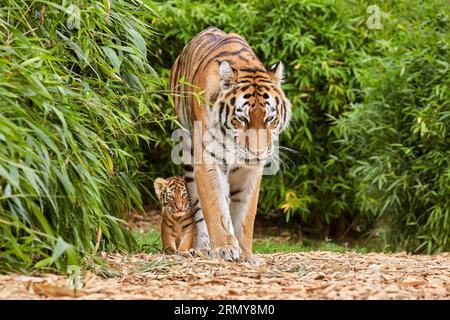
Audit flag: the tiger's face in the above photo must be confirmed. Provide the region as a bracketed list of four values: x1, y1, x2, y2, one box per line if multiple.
[154, 176, 190, 218]
[213, 61, 292, 163]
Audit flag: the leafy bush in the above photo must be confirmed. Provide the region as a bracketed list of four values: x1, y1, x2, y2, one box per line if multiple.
[336, 1, 450, 252]
[0, 0, 168, 272]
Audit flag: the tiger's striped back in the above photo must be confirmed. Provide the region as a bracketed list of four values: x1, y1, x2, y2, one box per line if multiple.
[170, 27, 268, 130]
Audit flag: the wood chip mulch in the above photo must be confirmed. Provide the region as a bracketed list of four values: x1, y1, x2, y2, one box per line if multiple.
[0, 251, 448, 300]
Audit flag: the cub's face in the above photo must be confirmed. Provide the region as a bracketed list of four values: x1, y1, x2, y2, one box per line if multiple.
[154, 176, 190, 218]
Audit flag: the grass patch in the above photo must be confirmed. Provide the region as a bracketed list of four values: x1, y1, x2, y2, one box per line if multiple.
[133, 229, 377, 255]
[133, 228, 161, 254]
[253, 238, 373, 254]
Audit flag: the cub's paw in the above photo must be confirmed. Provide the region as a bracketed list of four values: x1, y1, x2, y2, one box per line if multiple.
[210, 245, 241, 262]
[163, 248, 177, 255]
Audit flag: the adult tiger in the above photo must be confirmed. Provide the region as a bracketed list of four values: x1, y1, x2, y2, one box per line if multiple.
[169, 27, 291, 264]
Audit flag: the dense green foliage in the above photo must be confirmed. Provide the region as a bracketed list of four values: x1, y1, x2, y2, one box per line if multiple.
[0, 0, 167, 272]
[0, 0, 448, 272]
[336, 2, 450, 252]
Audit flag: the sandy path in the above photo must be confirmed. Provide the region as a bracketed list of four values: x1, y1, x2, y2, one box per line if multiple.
[0, 251, 448, 299]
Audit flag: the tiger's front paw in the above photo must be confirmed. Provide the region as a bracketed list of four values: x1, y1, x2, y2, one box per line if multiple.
[240, 254, 262, 266]
[188, 248, 210, 259]
[210, 244, 241, 262]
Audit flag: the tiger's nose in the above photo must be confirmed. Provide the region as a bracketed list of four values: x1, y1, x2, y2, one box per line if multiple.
[174, 199, 184, 211]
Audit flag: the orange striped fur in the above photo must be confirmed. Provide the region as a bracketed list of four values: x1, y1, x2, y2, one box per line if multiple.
[154, 176, 195, 254]
[169, 27, 291, 264]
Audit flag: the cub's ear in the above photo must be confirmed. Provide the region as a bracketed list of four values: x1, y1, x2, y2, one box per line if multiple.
[270, 61, 285, 86]
[154, 178, 168, 199]
[219, 60, 236, 90]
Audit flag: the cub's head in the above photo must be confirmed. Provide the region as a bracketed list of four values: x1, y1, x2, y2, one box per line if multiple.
[154, 176, 190, 218]
[213, 60, 292, 162]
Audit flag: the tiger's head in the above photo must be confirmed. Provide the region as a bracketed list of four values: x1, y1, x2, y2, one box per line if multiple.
[154, 176, 191, 218]
[212, 60, 292, 163]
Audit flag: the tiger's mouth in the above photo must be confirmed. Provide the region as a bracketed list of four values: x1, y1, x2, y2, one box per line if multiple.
[236, 146, 274, 162]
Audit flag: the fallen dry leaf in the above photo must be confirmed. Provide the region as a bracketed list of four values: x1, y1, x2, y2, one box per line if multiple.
[30, 283, 78, 298]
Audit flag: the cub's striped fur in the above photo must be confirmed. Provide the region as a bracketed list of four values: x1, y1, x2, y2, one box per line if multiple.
[154, 176, 195, 254]
[169, 27, 292, 264]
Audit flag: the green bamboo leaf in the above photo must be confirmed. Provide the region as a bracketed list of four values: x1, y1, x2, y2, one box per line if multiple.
[102, 46, 122, 72]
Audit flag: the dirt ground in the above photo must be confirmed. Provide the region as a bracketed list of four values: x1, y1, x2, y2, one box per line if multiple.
[1, 210, 449, 299]
[0, 251, 449, 299]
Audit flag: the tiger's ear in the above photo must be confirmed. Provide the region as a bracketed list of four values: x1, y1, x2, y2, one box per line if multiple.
[154, 178, 168, 199]
[270, 61, 285, 86]
[219, 61, 236, 90]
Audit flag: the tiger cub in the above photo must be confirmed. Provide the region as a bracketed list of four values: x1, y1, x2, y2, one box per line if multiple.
[154, 176, 195, 254]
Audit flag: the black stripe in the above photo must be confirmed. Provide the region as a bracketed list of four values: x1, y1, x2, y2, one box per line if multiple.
[256, 85, 271, 91]
[224, 105, 231, 129]
[181, 206, 200, 224]
[206, 149, 226, 164]
[181, 211, 195, 223]
[183, 164, 194, 172]
[182, 220, 194, 230]
[205, 47, 250, 67]
[195, 218, 205, 224]
[185, 176, 194, 183]
[191, 37, 249, 81]
[240, 75, 271, 80]
[220, 125, 227, 137]
[210, 90, 219, 104]
[219, 102, 225, 123]
[240, 67, 267, 73]
[192, 206, 201, 214]
[163, 218, 175, 229]
[230, 189, 243, 197]
[207, 129, 217, 141]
